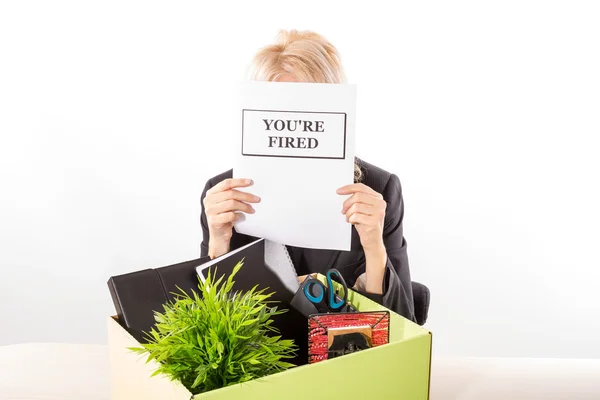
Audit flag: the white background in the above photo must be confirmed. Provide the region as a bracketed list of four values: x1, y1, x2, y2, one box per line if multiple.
[1, 1, 599, 359]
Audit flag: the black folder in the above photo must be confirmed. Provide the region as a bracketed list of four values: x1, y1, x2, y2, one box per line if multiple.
[107, 257, 210, 343]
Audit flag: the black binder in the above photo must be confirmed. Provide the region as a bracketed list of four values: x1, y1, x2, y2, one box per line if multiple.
[107, 257, 209, 343]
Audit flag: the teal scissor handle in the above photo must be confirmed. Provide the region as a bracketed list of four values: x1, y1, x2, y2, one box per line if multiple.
[326, 269, 348, 311]
[303, 280, 325, 303]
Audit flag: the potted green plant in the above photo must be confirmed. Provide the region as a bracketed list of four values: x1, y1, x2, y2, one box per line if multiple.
[130, 260, 297, 395]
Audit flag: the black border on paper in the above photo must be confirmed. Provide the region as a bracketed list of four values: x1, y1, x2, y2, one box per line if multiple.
[241, 109, 347, 160]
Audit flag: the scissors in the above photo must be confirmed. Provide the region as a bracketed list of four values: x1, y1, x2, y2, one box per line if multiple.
[303, 269, 349, 313]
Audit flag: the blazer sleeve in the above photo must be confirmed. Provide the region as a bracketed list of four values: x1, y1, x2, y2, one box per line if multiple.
[200, 178, 212, 258]
[353, 174, 416, 322]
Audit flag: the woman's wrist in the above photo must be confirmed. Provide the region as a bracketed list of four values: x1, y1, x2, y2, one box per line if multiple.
[363, 242, 387, 295]
[362, 239, 386, 255]
[208, 238, 230, 259]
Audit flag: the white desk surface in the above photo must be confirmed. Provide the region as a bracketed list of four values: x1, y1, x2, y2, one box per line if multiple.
[1, 343, 599, 399]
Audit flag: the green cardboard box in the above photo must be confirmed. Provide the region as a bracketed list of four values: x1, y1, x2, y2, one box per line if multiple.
[108, 277, 432, 399]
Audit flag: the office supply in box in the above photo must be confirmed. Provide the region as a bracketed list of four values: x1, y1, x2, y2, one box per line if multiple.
[290, 273, 357, 318]
[196, 238, 300, 297]
[302, 269, 351, 312]
[308, 311, 390, 363]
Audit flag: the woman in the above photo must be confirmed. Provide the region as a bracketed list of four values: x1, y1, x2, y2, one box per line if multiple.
[200, 30, 415, 322]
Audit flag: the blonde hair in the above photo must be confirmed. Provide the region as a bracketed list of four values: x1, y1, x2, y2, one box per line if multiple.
[249, 29, 362, 182]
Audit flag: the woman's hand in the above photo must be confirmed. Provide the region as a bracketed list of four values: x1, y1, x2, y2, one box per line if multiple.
[203, 178, 260, 258]
[337, 183, 387, 251]
[337, 183, 388, 294]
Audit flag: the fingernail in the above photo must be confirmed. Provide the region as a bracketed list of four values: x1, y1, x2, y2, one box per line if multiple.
[245, 179, 252, 184]
[255, 196, 261, 202]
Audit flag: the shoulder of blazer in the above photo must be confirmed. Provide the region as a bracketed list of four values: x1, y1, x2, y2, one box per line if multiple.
[355, 158, 394, 194]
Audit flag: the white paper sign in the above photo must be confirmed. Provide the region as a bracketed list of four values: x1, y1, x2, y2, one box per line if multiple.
[233, 81, 356, 251]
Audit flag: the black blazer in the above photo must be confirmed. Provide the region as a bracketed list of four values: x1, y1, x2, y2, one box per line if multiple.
[200, 158, 416, 322]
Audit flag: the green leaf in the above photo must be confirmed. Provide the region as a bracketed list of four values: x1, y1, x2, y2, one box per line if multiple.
[259, 343, 274, 355]
[235, 334, 251, 340]
[240, 318, 259, 327]
[150, 369, 163, 378]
